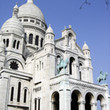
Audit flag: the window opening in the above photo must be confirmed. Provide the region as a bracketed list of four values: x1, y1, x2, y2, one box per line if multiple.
[17, 82, 21, 102]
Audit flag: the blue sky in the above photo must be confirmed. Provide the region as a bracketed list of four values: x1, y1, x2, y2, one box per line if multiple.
[0, 0, 110, 89]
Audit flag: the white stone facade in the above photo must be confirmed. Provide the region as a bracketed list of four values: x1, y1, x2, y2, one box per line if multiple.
[0, 0, 110, 110]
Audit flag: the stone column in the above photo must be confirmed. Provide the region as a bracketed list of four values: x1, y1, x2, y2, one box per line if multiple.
[33, 34, 35, 45]
[73, 62, 78, 79]
[59, 89, 71, 110]
[91, 102, 97, 110]
[27, 32, 29, 44]
[78, 101, 85, 110]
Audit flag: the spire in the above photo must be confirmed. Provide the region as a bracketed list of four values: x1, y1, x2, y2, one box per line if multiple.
[46, 24, 54, 34]
[27, 0, 33, 3]
[13, 3, 19, 18]
[82, 41, 89, 50]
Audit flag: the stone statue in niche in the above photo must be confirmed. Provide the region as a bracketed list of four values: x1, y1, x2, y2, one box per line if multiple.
[57, 57, 69, 74]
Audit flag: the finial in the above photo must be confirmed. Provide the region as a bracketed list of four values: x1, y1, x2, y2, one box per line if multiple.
[84, 41, 86, 44]
[27, 0, 33, 3]
[69, 25, 72, 28]
[64, 26, 66, 29]
[13, 3, 19, 17]
[49, 24, 51, 27]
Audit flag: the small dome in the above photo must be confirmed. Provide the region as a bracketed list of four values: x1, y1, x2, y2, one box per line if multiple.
[82, 42, 89, 50]
[18, 0, 45, 22]
[46, 25, 54, 34]
[1, 4, 24, 36]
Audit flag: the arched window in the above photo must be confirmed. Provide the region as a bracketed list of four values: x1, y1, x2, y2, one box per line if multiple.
[24, 33, 27, 42]
[79, 63, 82, 80]
[6, 39, 9, 47]
[29, 34, 33, 44]
[17, 82, 21, 102]
[69, 57, 75, 75]
[35, 98, 37, 110]
[57, 55, 61, 65]
[10, 87, 14, 101]
[52, 92, 59, 110]
[38, 98, 40, 110]
[13, 40, 16, 48]
[17, 41, 20, 49]
[35, 35, 39, 46]
[40, 38, 43, 48]
[24, 89, 27, 103]
[3, 39, 5, 44]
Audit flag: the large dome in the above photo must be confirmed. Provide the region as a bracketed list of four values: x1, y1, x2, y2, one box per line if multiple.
[1, 5, 24, 36]
[18, 1, 45, 22]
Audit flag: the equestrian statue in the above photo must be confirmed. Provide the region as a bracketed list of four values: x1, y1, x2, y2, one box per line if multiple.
[57, 57, 69, 74]
[97, 71, 108, 85]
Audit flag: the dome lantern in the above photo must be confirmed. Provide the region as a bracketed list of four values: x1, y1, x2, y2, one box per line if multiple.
[27, 0, 33, 3]
[13, 3, 19, 18]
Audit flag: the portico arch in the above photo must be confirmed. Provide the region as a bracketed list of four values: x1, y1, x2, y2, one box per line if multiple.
[97, 94, 105, 110]
[85, 92, 94, 110]
[71, 90, 82, 110]
[51, 92, 59, 110]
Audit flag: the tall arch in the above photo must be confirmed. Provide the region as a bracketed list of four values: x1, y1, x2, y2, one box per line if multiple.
[85, 92, 94, 110]
[3, 39, 5, 44]
[10, 87, 14, 101]
[35, 35, 39, 46]
[24, 33, 27, 42]
[17, 41, 20, 49]
[40, 38, 43, 48]
[51, 92, 59, 110]
[29, 34, 33, 44]
[6, 39, 9, 47]
[13, 40, 16, 48]
[69, 57, 75, 75]
[79, 63, 83, 80]
[71, 90, 82, 110]
[24, 89, 27, 103]
[17, 82, 21, 102]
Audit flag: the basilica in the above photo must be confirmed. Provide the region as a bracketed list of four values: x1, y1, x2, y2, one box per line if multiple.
[0, 0, 110, 110]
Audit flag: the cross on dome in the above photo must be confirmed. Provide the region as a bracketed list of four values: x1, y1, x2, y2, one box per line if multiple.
[27, 0, 33, 3]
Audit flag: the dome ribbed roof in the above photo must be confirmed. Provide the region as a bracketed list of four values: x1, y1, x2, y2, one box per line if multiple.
[1, 4, 24, 36]
[1, 17, 24, 36]
[18, 1, 45, 22]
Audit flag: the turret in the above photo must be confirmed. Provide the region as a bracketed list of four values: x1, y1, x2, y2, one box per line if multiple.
[82, 42, 90, 58]
[43, 25, 56, 78]
[62, 25, 76, 49]
[44, 25, 55, 54]
[82, 42, 93, 83]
